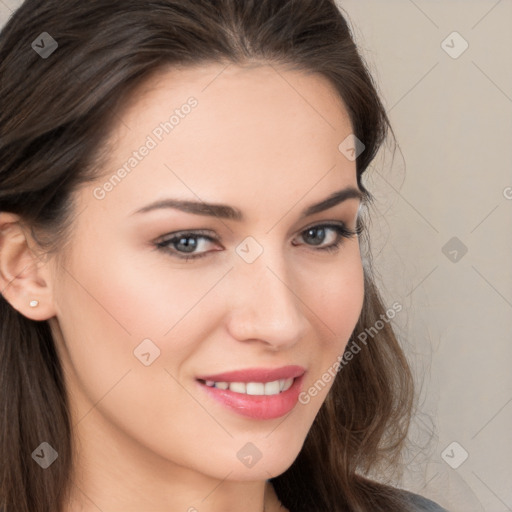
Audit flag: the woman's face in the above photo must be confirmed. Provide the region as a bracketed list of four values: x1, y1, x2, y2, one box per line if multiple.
[47, 62, 364, 498]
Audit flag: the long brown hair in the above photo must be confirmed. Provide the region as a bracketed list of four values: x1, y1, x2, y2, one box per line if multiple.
[0, 1, 415, 511]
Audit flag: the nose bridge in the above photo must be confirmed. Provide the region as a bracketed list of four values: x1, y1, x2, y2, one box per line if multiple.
[226, 244, 307, 346]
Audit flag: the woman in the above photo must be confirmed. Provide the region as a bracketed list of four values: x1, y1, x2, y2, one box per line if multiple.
[0, 1, 448, 511]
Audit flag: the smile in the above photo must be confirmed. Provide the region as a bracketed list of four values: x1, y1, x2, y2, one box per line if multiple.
[199, 378, 295, 395]
[196, 373, 305, 420]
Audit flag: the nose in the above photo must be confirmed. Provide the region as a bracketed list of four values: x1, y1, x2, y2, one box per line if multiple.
[224, 250, 308, 350]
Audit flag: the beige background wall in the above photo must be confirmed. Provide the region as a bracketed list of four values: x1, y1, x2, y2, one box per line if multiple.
[1, 1, 510, 511]
[336, 1, 512, 511]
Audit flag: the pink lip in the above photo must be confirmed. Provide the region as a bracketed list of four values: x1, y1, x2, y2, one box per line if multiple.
[196, 373, 305, 420]
[196, 365, 305, 383]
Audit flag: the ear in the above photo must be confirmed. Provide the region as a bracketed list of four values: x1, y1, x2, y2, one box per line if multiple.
[0, 212, 57, 321]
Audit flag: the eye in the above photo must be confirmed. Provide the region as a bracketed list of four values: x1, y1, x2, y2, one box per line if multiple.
[154, 230, 217, 262]
[154, 222, 362, 262]
[294, 222, 361, 254]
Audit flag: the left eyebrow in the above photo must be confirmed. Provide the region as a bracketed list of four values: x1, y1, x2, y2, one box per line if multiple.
[130, 186, 364, 221]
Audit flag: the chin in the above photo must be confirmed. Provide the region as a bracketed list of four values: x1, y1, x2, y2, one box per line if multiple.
[228, 445, 302, 482]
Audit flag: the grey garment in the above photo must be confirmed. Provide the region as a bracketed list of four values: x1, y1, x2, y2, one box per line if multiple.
[401, 489, 450, 511]
[0, 491, 450, 512]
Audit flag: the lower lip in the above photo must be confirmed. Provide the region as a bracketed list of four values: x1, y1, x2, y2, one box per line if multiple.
[196, 375, 304, 420]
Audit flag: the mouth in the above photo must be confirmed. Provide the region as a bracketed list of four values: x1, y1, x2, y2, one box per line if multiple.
[195, 367, 306, 420]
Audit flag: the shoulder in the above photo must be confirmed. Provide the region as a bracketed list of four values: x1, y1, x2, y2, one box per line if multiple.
[398, 489, 450, 512]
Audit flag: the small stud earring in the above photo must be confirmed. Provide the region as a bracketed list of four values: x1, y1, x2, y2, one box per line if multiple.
[29, 300, 39, 307]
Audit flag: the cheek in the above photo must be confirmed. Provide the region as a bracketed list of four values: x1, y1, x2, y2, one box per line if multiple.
[58, 232, 220, 343]
[314, 248, 365, 342]
[298, 250, 364, 407]
[52, 229, 239, 398]
[50, 241, 204, 418]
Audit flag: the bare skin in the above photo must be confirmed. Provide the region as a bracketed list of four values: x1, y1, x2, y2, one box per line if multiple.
[0, 61, 364, 512]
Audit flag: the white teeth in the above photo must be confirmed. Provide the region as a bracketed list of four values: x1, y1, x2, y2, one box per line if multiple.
[264, 380, 281, 395]
[203, 378, 295, 395]
[229, 382, 246, 394]
[246, 382, 264, 395]
[281, 378, 294, 391]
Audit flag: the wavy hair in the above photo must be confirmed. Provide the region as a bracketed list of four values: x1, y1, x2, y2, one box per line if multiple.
[0, 1, 415, 510]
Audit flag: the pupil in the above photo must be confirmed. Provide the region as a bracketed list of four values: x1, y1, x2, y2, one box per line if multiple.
[306, 227, 324, 246]
[178, 236, 197, 253]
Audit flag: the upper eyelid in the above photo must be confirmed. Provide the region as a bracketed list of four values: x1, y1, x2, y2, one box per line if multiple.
[154, 222, 359, 261]
[158, 220, 352, 243]
[155, 225, 359, 263]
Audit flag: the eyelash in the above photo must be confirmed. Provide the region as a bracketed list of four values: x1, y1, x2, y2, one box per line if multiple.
[154, 222, 363, 262]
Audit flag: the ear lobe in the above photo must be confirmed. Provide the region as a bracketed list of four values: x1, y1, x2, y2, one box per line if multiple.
[0, 212, 56, 321]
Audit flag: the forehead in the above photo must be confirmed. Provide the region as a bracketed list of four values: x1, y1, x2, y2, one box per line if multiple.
[83, 62, 357, 224]
[108, 61, 353, 157]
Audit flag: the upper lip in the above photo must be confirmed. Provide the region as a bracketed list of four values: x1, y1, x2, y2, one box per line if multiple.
[196, 365, 305, 383]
